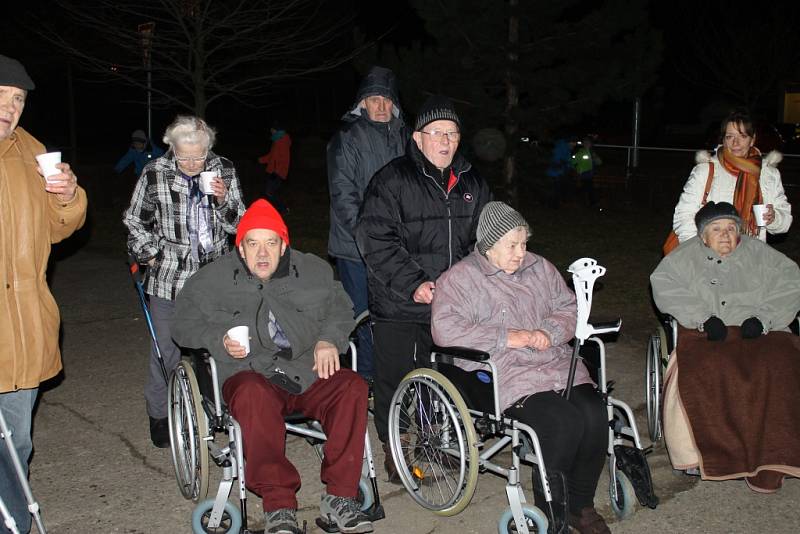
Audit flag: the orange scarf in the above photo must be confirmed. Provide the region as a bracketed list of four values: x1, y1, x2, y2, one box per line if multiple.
[717, 146, 762, 236]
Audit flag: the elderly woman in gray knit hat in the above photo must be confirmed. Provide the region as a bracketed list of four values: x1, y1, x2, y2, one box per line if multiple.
[431, 201, 610, 534]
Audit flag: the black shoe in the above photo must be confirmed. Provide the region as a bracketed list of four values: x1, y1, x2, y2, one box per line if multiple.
[149, 416, 170, 448]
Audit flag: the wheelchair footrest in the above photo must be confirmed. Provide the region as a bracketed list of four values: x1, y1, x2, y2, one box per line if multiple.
[614, 445, 659, 509]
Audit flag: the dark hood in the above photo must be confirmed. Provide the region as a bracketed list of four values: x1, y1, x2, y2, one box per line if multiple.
[344, 66, 403, 120]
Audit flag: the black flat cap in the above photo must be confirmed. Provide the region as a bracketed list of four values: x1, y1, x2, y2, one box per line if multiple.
[0, 55, 35, 91]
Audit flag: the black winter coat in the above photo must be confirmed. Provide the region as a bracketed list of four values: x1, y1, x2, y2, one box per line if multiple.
[327, 110, 409, 261]
[355, 142, 491, 323]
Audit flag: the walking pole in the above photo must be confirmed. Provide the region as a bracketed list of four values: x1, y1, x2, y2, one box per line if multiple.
[128, 256, 170, 385]
[0, 410, 47, 534]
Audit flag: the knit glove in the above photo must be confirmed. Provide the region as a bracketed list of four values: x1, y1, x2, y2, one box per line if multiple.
[703, 316, 727, 342]
[741, 317, 764, 339]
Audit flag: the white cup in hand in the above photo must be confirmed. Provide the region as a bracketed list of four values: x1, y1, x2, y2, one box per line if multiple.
[752, 204, 767, 226]
[199, 171, 217, 195]
[227, 326, 250, 355]
[35, 152, 62, 183]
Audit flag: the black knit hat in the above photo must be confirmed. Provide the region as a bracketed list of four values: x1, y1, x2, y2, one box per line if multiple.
[415, 95, 461, 131]
[476, 201, 530, 255]
[0, 55, 35, 91]
[695, 201, 741, 236]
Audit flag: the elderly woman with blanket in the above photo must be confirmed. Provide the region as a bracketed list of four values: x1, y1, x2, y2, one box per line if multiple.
[671, 109, 791, 246]
[431, 202, 610, 534]
[651, 201, 800, 493]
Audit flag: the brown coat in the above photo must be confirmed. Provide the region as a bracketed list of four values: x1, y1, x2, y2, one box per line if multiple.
[0, 127, 87, 392]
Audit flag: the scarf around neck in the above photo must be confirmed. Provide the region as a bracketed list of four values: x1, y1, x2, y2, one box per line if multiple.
[717, 145, 762, 236]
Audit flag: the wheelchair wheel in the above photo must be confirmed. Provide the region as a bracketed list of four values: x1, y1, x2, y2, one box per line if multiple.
[191, 498, 242, 534]
[645, 326, 667, 442]
[388, 368, 479, 516]
[497, 504, 549, 533]
[168, 360, 210, 501]
[608, 470, 637, 520]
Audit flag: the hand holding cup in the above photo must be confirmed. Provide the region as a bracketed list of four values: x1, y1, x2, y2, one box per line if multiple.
[224, 326, 250, 358]
[37, 152, 78, 201]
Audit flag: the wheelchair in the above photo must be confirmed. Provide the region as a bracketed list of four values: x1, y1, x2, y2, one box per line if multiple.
[167, 337, 385, 534]
[387, 259, 658, 533]
[645, 312, 800, 443]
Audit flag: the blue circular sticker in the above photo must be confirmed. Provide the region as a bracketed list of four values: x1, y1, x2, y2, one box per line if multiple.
[476, 371, 492, 384]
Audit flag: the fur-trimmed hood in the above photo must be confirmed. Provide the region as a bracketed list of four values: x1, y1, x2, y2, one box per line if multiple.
[696, 147, 783, 168]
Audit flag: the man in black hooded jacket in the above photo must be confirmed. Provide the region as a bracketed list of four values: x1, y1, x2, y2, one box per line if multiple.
[327, 66, 409, 385]
[355, 95, 490, 481]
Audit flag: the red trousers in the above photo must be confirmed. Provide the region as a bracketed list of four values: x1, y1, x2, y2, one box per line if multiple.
[222, 369, 368, 511]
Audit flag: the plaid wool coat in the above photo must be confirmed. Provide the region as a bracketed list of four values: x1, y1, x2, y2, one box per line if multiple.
[123, 150, 245, 300]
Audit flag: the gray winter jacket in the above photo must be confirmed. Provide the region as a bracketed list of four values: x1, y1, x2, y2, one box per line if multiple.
[651, 235, 800, 332]
[327, 67, 409, 261]
[171, 249, 355, 393]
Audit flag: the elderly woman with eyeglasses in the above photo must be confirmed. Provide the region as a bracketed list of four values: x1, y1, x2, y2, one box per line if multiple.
[124, 115, 245, 448]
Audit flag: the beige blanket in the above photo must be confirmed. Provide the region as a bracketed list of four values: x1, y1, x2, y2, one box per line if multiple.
[663, 326, 800, 488]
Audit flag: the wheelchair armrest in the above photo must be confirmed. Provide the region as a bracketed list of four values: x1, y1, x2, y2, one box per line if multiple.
[588, 317, 621, 333]
[431, 345, 490, 362]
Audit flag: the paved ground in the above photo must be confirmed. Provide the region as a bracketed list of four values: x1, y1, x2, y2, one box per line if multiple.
[17, 183, 800, 534]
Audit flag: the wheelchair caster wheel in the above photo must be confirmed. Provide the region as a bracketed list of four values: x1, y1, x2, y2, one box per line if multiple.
[191, 498, 242, 534]
[609, 470, 637, 520]
[497, 504, 549, 533]
[357, 477, 374, 511]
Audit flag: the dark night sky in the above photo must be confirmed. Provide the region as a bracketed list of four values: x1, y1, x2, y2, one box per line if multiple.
[3, 1, 792, 163]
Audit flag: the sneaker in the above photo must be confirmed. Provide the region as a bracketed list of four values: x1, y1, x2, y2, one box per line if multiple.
[149, 417, 170, 448]
[264, 508, 302, 534]
[319, 493, 373, 533]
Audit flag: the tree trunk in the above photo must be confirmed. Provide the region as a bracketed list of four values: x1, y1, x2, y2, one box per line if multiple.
[504, 0, 519, 206]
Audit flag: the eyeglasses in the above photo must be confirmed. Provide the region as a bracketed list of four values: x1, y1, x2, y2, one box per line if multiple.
[175, 152, 208, 164]
[420, 130, 461, 142]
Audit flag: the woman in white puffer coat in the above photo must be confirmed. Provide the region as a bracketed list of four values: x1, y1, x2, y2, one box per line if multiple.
[672, 109, 792, 243]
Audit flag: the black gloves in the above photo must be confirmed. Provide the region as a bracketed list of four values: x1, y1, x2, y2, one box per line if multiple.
[703, 316, 727, 341]
[741, 317, 764, 339]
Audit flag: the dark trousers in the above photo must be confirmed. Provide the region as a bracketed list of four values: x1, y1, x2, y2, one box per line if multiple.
[335, 258, 374, 379]
[504, 384, 607, 513]
[262, 172, 287, 214]
[372, 321, 432, 443]
[222, 369, 368, 511]
[578, 171, 597, 207]
[145, 295, 182, 419]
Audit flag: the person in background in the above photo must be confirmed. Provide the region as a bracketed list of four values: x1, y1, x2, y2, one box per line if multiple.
[327, 66, 409, 386]
[671, 109, 791, 243]
[123, 115, 245, 449]
[114, 129, 165, 177]
[257, 120, 291, 214]
[0, 54, 87, 534]
[572, 135, 601, 208]
[546, 136, 577, 208]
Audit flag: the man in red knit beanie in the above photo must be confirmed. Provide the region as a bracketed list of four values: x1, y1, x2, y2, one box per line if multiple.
[173, 199, 375, 533]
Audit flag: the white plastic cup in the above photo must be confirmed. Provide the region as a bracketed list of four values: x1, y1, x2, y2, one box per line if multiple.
[199, 171, 217, 195]
[752, 204, 767, 226]
[227, 326, 250, 355]
[35, 152, 62, 183]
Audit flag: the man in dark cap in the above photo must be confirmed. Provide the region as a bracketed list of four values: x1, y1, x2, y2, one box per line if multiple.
[355, 94, 490, 482]
[327, 66, 409, 386]
[0, 54, 87, 533]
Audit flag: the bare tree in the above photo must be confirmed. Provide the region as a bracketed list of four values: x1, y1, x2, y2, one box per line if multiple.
[35, 0, 359, 117]
[669, 1, 800, 109]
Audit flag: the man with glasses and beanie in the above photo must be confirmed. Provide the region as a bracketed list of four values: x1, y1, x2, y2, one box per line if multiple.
[355, 94, 490, 482]
[1, 54, 87, 534]
[124, 115, 245, 448]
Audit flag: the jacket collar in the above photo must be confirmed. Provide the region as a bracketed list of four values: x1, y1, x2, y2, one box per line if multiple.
[408, 140, 471, 183]
[471, 249, 538, 277]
